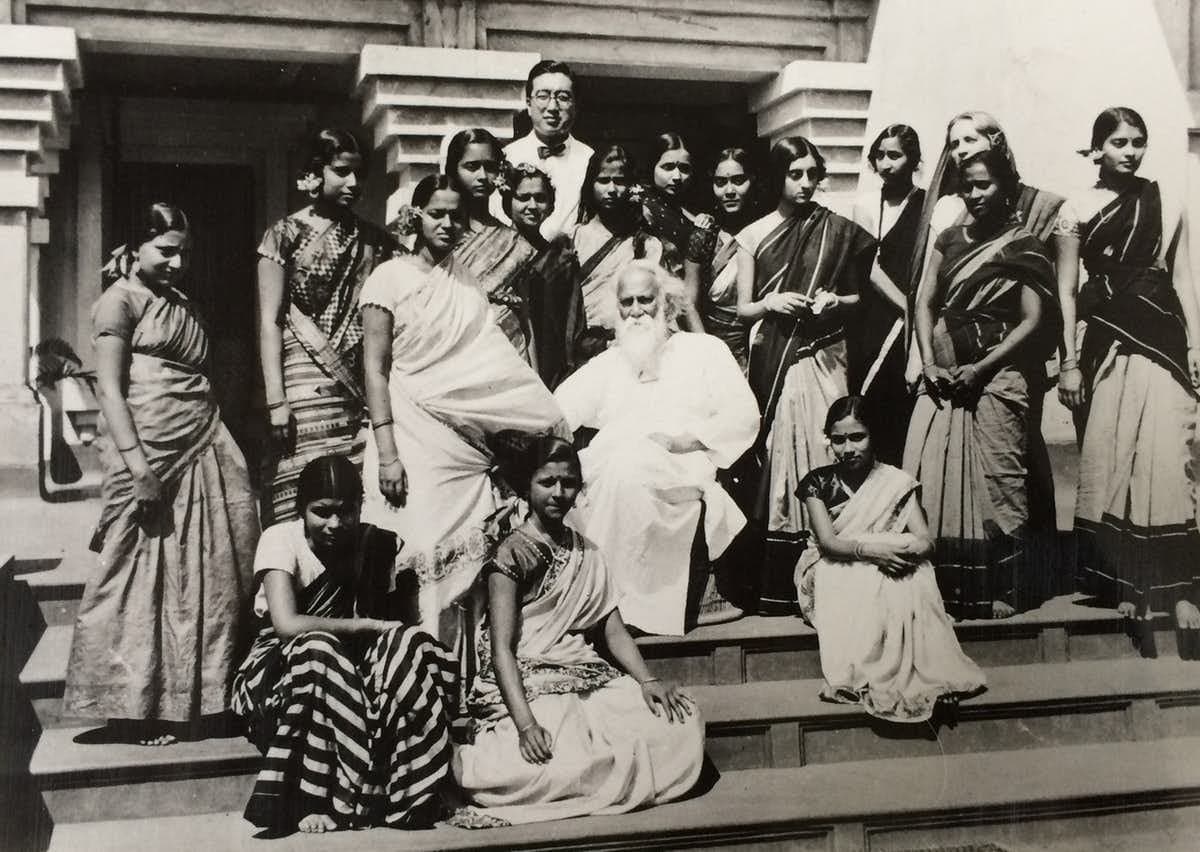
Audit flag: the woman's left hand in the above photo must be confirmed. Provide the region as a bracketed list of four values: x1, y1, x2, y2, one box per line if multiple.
[640, 679, 694, 723]
[692, 213, 716, 232]
[1188, 348, 1200, 388]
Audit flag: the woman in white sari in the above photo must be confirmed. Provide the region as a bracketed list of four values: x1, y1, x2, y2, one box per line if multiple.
[359, 175, 564, 637]
[452, 436, 703, 828]
[796, 396, 985, 723]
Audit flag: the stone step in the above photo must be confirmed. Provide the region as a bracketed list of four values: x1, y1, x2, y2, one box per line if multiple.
[12, 555, 88, 626]
[31, 657, 1200, 824]
[44, 736, 1200, 851]
[640, 596, 1180, 685]
[22, 597, 1184, 727]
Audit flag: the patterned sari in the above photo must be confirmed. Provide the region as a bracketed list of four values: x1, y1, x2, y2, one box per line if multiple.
[451, 524, 704, 828]
[453, 223, 539, 365]
[642, 188, 719, 279]
[794, 462, 985, 722]
[903, 224, 1058, 620]
[64, 278, 259, 722]
[1071, 179, 1200, 612]
[740, 205, 875, 613]
[232, 521, 458, 832]
[259, 209, 397, 524]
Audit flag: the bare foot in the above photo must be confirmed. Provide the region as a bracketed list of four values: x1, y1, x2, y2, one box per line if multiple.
[137, 732, 178, 747]
[992, 600, 1016, 619]
[298, 814, 338, 833]
[1117, 601, 1137, 619]
[1175, 600, 1200, 629]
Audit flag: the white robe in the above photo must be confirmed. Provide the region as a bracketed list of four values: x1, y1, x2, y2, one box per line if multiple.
[554, 332, 760, 635]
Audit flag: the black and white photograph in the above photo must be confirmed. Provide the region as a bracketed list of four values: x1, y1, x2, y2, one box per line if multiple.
[1, 0, 1199, 849]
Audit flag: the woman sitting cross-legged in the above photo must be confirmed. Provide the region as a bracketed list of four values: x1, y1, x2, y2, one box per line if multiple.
[451, 436, 704, 828]
[796, 396, 986, 723]
[232, 455, 459, 836]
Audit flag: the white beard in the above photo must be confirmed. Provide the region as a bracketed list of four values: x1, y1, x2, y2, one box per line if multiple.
[614, 311, 670, 378]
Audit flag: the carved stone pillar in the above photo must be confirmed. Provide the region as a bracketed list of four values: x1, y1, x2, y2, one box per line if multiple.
[355, 43, 538, 223]
[0, 25, 80, 473]
[749, 60, 873, 206]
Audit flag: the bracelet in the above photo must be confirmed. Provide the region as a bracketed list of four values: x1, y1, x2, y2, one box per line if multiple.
[853, 541, 865, 559]
[1060, 357, 1078, 371]
[517, 720, 536, 734]
[371, 417, 394, 430]
[116, 442, 140, 453]
[922, 361, 936, 371]
[639, 677, 660, 686]
[378, 456, 401, 467]
[266, 399, 287, 410]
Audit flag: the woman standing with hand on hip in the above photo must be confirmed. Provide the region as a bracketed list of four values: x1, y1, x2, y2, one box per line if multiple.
[257, 128, 398, 524]
[63, 203, 259, 745]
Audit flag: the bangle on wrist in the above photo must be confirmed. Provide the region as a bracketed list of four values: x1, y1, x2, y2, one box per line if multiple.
[266, 399, 287, 410]
[922, 361, 936, 370]
[371, 417, 394, 430]
[116, 442, 140, 453]
[517, 720, 536, 734]
[1060, 357, 1078, 370]
[853, 541, 865, 559]
[379, 456, 401, 467]
[639, 677, 660, 685]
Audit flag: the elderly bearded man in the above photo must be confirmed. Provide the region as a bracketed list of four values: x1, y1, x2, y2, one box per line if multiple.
[554, 261, 760, 636]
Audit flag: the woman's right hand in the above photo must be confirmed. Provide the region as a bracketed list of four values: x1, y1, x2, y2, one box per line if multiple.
[861, 542, 920, 576]
[1057, 366, 1087, 409]
[764, 292, 809, 317]
[378, 458, 408, 507]
[921, 365, 952, 401]
[269, 402, 295, 448]
[131, 467, 164, 521]
[517, 722, 553, 764]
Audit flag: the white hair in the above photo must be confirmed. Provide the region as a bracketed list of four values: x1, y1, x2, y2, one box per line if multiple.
[615, 260, 689, 325]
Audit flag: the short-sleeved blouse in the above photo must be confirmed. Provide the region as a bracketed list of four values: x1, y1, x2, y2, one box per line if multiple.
[251, 520, 327, 617]
[796, 463, 852, 511]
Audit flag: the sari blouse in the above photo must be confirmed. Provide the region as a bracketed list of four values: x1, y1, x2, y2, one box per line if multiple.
[642, 189, 720, 275]
[469, 527, 622, 725]
[259, 209, 398, 358]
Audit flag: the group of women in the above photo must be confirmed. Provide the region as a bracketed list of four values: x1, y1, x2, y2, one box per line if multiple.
[58, 86, 1200, 836]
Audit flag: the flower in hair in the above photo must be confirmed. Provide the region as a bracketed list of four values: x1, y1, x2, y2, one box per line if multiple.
[392, 204, 421, 237]
[295, 172, 322, 194]
[627, 183, 647, 205]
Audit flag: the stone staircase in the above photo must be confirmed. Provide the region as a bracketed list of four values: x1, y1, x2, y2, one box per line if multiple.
[6, 510, 1200, 850]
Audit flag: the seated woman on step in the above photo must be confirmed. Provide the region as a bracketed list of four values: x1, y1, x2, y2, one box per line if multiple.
[451, 436, 703, 828]
[232, 455, 459, 836]
[796, 396, 986, 723]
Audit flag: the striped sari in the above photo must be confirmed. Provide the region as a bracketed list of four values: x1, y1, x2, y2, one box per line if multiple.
[232, 522, 458, 832]
[259, 210, 397, 524]
[703, 231, 747, 370]
[453, 223, 539, 365]
[903, 224, 1058, 620]
[1071, 179, 1200, 612]
[739, 205, 875, 613]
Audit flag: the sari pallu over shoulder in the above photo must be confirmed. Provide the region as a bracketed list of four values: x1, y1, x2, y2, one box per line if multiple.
[90, 289, 222, 551]
[1076, 178, 1193, 393]
[936, 224, 1059, 371]
[747, 206, 875, 429]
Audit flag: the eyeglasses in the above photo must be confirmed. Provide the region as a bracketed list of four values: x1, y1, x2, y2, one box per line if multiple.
[531, 90, 574, 107]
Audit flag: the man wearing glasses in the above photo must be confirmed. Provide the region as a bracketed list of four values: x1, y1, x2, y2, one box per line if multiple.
[502, 60, 594, 239]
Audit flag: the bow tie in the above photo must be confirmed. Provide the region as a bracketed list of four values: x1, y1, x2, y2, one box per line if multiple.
[537, 141, 567, 159]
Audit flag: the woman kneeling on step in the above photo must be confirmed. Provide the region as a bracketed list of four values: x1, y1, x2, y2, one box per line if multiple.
[232, 455, 459, 836]
[451, 436, 704, 828]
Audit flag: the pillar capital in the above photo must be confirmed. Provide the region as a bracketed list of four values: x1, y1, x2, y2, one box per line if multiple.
[749, 59, 874, 201]
[0, 25, 81, 212]
[355, 44, 539, 222]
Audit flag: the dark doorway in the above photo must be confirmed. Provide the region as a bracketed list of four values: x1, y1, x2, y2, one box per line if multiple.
[114, 162, 260, 465]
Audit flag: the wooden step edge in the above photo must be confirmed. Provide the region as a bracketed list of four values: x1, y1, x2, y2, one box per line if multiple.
[12, 556, 88, 599]
[45, 736, 1200, 852]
